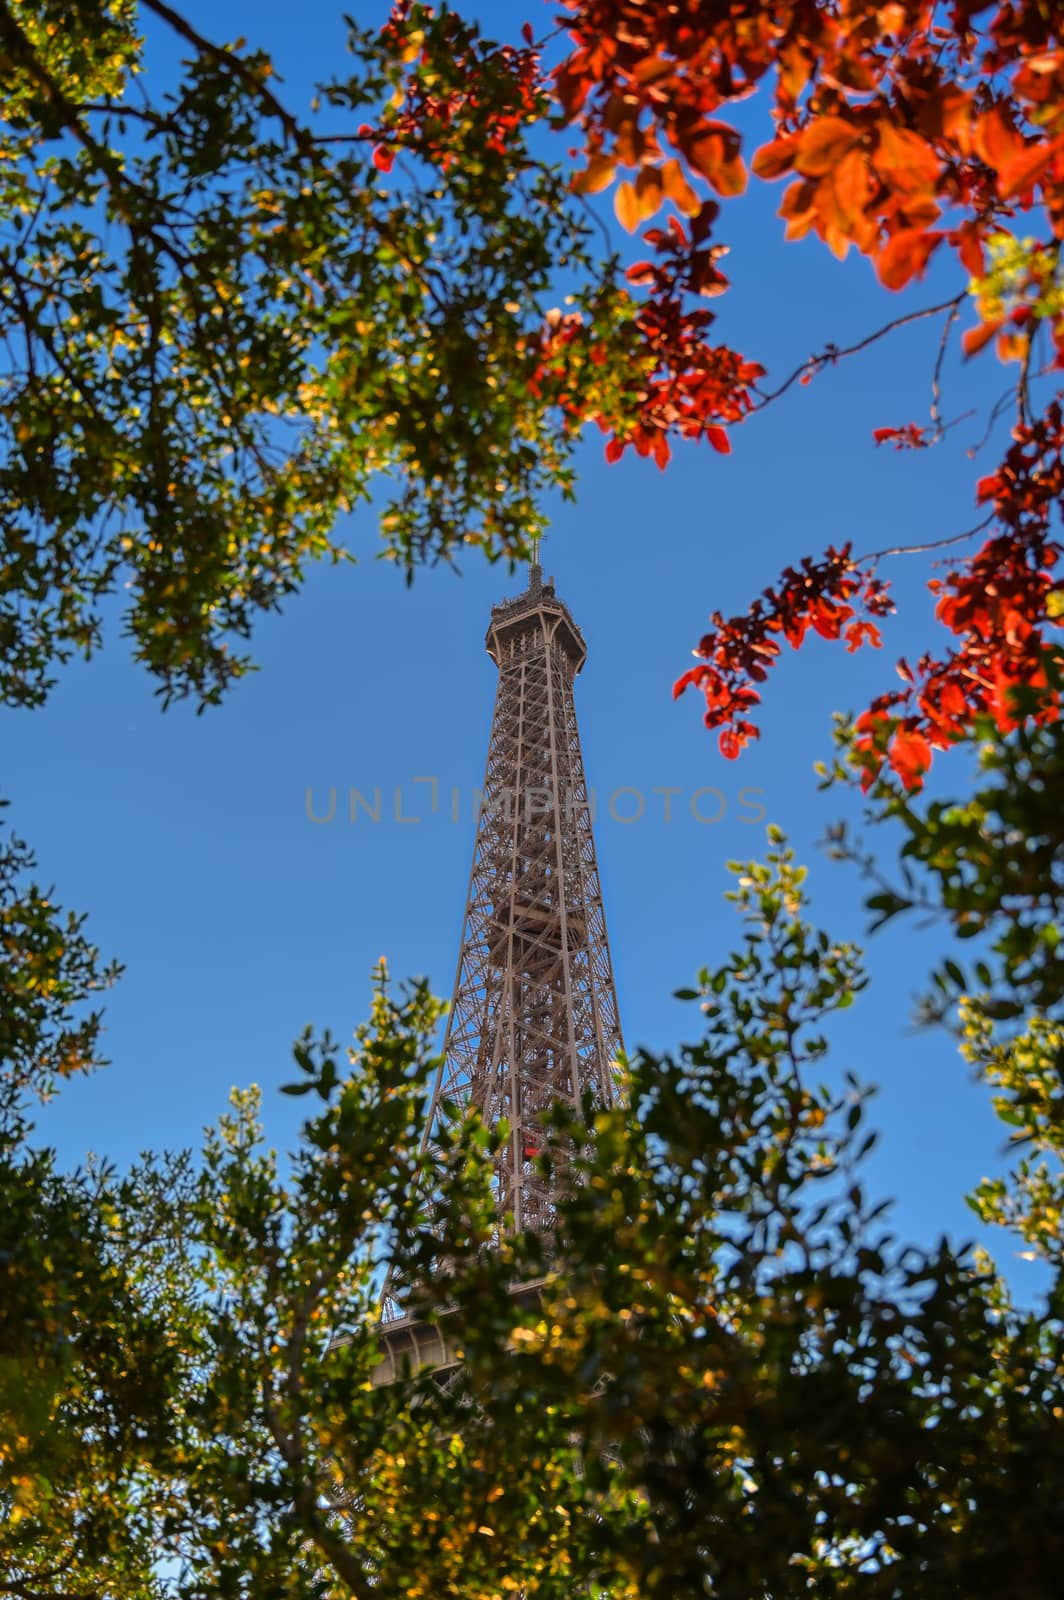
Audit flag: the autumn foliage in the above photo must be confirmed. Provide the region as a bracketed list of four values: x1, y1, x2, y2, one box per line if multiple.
[360, 0, 543, 173]
[673, 546, 893, 760]
[325, 0, 1064, 790]
[542, 0, 1064, 787]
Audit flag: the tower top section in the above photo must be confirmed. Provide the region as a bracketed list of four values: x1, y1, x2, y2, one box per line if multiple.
[485, 564, 587, 673]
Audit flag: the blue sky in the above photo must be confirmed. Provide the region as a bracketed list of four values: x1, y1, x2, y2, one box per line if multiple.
[4, 1, 1043, 1296]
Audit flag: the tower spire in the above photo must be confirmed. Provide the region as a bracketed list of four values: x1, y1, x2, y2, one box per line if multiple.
[529, 533, 542, 593]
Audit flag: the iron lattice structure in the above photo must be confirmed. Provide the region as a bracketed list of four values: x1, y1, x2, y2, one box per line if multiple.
[378, 567, 623, 1352]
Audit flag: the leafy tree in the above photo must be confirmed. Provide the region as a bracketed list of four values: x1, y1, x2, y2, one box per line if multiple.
[528, 834, 1064, 1595]
[0, 815, 173, 1600]
[0, 0, 622, 707]
[7, 826, 1063, 1597]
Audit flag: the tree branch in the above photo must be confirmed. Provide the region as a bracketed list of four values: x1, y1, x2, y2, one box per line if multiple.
[261, 1366, 375, 1600]
[137, 0, 316, 156]
[857, 513, 994, 564]
[0, 0, 129, 202]
[750, 292, 968, 412]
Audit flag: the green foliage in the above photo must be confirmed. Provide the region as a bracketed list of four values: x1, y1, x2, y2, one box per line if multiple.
[962, 1004, 1064, 1282]
[0, 0, 622, 708]
[508, 841, 1064, 1595]
[0, 801, 121, 1113]
[825, 673, 1064, 1336]
[4, 834, 1064, 1596]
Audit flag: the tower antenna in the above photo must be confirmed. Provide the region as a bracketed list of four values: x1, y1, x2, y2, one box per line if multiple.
[529, 533, 542, 591]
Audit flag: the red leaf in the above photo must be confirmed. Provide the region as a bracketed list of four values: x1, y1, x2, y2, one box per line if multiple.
[372, 144, 394, 173]
[673, 666, 709, 700]
[691, 199, 720, 243]
[888, 727, 932, 789]
[872, 423, 929, 450]
[705, 425, 731, 454]
[844, 620, 883, 652]
[810, 600, 854, 640]
[604, 436, 625, 464]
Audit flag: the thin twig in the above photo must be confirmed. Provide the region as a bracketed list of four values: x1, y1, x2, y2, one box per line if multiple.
[857, 513, 994, 564]
[138, 0, 315, 156]
[751, 292, 967, 412]
[929, 300, 959, 437]
[967, 384, 1018, 457]
[1018, 331, 1032, 427]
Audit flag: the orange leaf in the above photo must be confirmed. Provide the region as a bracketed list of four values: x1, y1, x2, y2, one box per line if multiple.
[682, 121, 747, 196]
[822, 215, 852, 261]
[554, 61, 589, 120]
[779, 179, 816, 219]
[873, 123, 940, 194]
[973, 105, 1027, 171]
[779, 178, 817, 240]
[614, 180, 641, 232]
[632, 50, 673, 88]
[777, 41, 811, 102]
[997, 132, 1064, 198]
[712, 153, 747, 198]
[995, 329, 1028, 363]
[571, 151, 617, 196]
[794, 117, 862, 177]
[634, 164, 665, 220]
[917, 84, 973, 147]
[962, 318, 1004, 358]
[610, 109, 647, 167]
[831, 148, 869, 227]
[875, 228, 944, 291]
[660, 158, 701, 216]
[951, 222, 985, 278]
[752, 132, 801, 181]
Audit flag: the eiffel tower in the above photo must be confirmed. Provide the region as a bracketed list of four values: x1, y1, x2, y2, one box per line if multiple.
[375, 560, 623, 1382]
